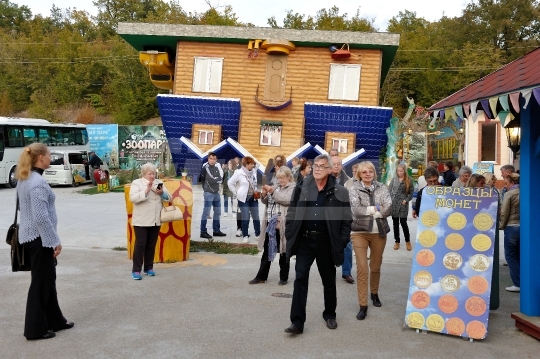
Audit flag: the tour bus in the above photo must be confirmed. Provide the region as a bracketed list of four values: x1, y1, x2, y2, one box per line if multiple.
[0, 117, 90, 188]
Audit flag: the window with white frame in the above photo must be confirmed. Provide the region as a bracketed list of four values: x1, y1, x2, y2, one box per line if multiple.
[480, 123, 497, 161]
[328, 64, 361, 101]
[192, 57, 224, 93]
[198, 130, 214, 145]
[332, 138, 348, 154]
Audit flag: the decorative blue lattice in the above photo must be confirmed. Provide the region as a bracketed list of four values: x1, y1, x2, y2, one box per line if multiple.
[304, 103, 393, 160]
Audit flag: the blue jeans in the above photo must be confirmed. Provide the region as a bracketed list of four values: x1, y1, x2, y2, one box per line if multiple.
[504, 225, 520, 287]
[223, 195, 235, 213]
[201, 192, 221, 233]
[342, 241, 353, 276]
[238, 195, 260, 237]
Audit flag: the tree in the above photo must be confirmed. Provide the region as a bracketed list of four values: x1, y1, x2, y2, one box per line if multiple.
[268, 6, 375, 31]
[0, 0, 32, 31]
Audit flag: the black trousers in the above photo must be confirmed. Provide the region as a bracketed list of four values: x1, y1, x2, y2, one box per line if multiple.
[132, 226, 160, 273]
[24, 237, 66, 339]
[392, 217, 410, 243]
[255, 230, 289, 281]
[290, 233, 336, 330]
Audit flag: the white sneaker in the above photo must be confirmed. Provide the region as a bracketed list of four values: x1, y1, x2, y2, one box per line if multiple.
[255, 236, 259, 242]
[505, 285, 520, 292]
[223, 213, 227, 217]
[242, 236, 249, 244]
[236, 229, 242, 237]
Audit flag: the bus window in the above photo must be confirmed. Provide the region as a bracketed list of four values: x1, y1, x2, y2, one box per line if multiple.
[74, 128, 88, 145]
[61, 128, 75, 145]
[23, 127, 38, 145]
[7, 126, 23, 147]
[49, 128, 64, 146]
[38, 128, 50, 144]
[0, 127, 4, 161]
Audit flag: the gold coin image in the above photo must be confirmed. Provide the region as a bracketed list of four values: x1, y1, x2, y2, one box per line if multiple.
[446, 317, 466, 336]
[416, 249, 435, 267]
[418, 230, 437, 248]
[445, 233, 465, 251]
[440, 275, 461, 292]
[438, 294, 459, 314]
[443, 252, 463, 270]
[473, 213, 494, 231]
[465, 296, 487, 317]
[414, 270, 433, 289]
[466, 320, 487, 339]
[447, 212, 467, 230]
[468, 276, 489, 295]
[421, 210, 440, 228]
[406, 312, 425, 329]
[426, 314, 445, 332]
[471, 234, 492, 252]
[470, 254, 490, 272]
[411, 291, 430, 309]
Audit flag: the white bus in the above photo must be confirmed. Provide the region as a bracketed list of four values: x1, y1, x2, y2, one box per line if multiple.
[0, 117, 90, 188]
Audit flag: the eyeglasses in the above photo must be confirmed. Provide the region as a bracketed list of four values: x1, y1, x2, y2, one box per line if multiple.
[313, 165, 330, 170]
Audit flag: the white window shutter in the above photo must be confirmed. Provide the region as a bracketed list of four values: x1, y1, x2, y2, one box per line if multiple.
[328, 64, 345, 100]
[343, 65, 361, 101]
[208, 59, 223, 93]
[193, 58, 208, 92]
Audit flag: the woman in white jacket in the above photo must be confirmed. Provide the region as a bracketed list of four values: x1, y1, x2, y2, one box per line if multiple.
[228, 156, 261, 243]
[129, 163, 171, 280]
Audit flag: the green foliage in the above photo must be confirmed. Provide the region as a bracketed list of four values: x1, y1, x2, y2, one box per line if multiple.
[190, 240, 259, 255]
[268, 6, 375, 31]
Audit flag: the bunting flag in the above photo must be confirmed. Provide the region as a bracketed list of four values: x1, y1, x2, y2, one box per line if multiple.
[463, 103, 471, 117]
[471, 101, 479, 123]
[521, 89, 533, 109]
[489, 97, 498, 116]
[440, 109, 445, 121]
[455, 105, 464, 120]
[498, 111, 510, 127]
[534, 88, 540, 105]
[433, 110, 440, 119]
[480, 99, 494, 119]
[509, 92, 521, 113]
[499, 94, 510, 111]
[478, 110, 487, 123]
[445, 108, 456, 122]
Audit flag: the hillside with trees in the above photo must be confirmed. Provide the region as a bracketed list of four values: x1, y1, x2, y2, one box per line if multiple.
[0, 0, 538, 123]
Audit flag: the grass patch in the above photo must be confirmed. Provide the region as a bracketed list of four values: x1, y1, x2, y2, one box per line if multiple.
[190, 240, 259, 255]
[76, 187, 99, 195]
[112, 246, 127, 251]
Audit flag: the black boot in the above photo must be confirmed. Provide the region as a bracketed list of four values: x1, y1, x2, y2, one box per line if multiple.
[357, 306, 368, 320]
[371, 293, 382, 307]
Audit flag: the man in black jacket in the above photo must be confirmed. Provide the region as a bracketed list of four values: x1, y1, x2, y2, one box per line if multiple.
[284, 154, 352, 335]
[199, 152, 226, 239]
[88, 151, 102, 186]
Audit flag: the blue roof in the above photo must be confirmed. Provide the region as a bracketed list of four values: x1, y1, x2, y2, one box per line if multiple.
[304, 103, 393, 160]
[157, 94, 241, 173]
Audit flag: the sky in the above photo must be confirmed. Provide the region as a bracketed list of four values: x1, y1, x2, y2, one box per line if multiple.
[13, 0, 467, 31]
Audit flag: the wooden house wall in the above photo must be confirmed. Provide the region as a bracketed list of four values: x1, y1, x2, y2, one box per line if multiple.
[174, 42, 382, 160]
[191, 124, 221, 152]
[324, 131, 356, 156]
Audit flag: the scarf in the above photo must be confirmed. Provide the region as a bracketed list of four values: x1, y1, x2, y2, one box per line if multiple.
[241, 166, 256, 189]
[266, 215, 279, 262]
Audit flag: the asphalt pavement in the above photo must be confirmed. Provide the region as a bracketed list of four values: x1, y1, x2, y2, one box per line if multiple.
[0, 183, 537, 359]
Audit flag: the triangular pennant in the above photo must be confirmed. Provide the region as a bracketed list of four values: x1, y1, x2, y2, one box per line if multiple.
[509, 92, 521, 113]
[455, 105, 464, 120]
[499, 94, 510, 111]
[470, 102, 479, 122]
[534, 88, 540, 105]
[463, 103, 471, 117]
[489, 97, 498, 116]
[446, 108, 456, 122]
[433, 110, 440, 119]
[440, 109, 445, 121]
[479, 110, 487, 123]
[522, 89, 533, 109]
[480, 99, 494, 119]
[498, 111, 510, 127]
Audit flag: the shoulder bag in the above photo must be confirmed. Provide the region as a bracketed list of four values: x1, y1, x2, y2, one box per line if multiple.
[243, 174, 260, 200]
[160, 202, 182, 223]
[5, 196, 31, 272]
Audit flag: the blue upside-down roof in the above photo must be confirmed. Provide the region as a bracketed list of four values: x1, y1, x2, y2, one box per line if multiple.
[304, 103, 393, 160]
[157, 94, 241, 175]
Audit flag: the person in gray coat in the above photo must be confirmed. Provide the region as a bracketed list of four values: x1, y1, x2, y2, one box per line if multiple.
[388, 163, 414, 251]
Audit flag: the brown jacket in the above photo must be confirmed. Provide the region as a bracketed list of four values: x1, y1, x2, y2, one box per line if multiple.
[499, 187, 519, 229]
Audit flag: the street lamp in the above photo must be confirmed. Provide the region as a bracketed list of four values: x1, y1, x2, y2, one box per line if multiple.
[504, 118, 521, 160]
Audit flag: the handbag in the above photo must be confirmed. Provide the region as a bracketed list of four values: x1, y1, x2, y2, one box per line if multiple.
[375, 217, 391, 238]
[5, 196, 31, 272]
[243, 174, 260, 200]
[160, 204, 182, 223]
[331, 44, 351, 60]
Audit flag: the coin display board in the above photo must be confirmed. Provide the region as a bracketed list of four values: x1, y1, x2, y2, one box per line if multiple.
[405, 186, 498, 340]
